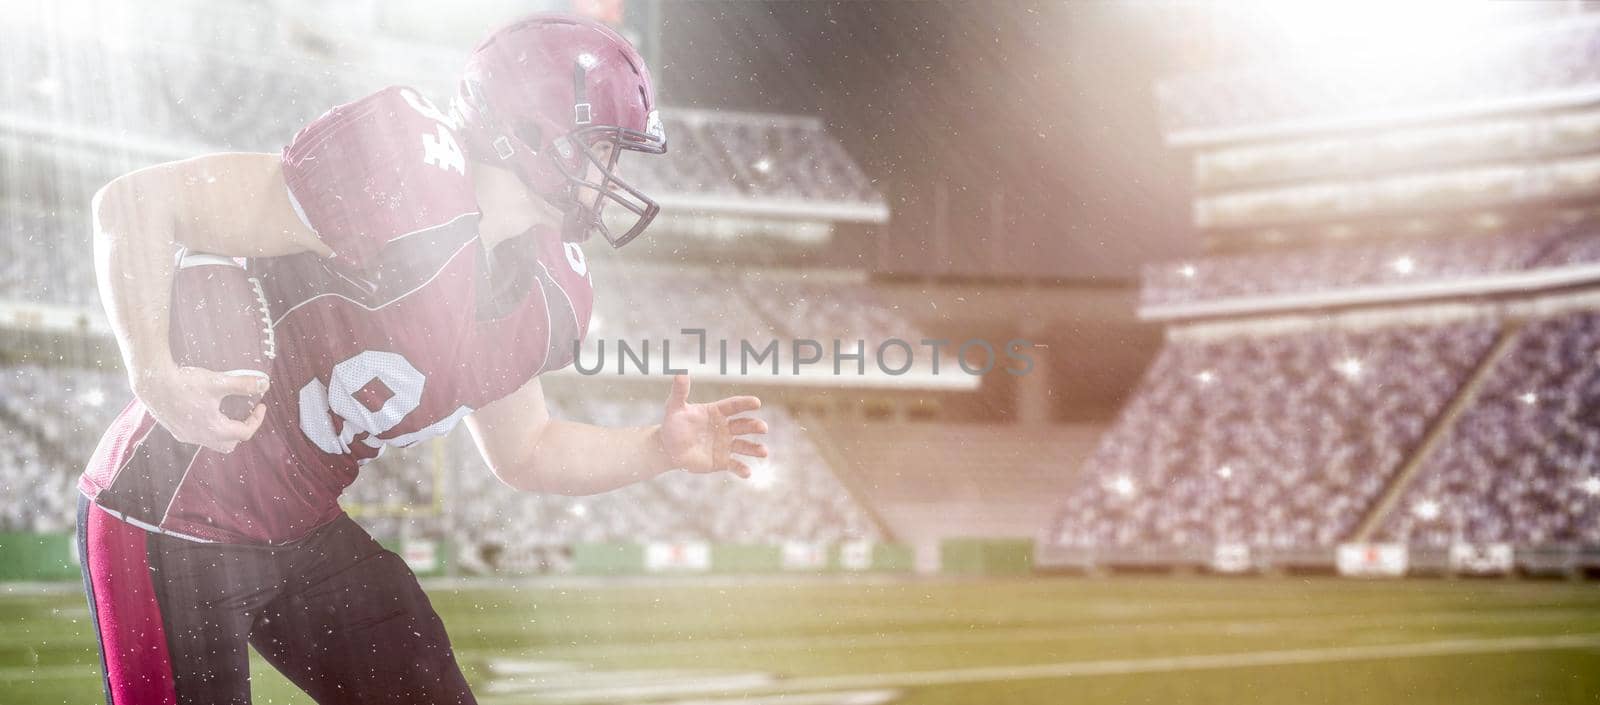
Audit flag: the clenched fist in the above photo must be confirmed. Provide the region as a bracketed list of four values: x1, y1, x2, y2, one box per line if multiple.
[134, 365, 268, 454]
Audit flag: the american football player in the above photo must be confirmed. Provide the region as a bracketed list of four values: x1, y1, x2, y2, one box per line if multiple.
[77, 14, 766, 705]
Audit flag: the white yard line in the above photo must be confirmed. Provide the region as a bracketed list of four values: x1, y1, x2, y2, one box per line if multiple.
[486, 673, 777, 699]
[740, 633, 1600, 693]
[624, 689, 900, 705]
[483, 668, 774, 694]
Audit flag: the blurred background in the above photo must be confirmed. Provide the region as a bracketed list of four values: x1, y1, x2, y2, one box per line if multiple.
[5, 1, 1600, 704]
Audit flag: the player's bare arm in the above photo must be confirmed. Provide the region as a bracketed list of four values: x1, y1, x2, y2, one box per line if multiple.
[92, 153, 333, 453]
[465, 374, 769, 496]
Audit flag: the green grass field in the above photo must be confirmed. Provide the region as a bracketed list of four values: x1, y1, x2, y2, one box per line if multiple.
[4, 575, 1600, 705]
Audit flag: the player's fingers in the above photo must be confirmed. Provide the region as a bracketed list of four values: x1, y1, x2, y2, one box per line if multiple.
[216, 372, 269, 397]
[666, 374, 691, 408]
[712, 411, 732, 464]
[731, 440, 768, 458]
[728, 460, 752, 479]
[713, 395, 761, 416]
[239, 403, 268, 437]
[212, 406, 264, 443]
[728, 417, 768, 436]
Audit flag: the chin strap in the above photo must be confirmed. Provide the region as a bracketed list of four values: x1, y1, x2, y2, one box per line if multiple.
[561, 201, 597, 243]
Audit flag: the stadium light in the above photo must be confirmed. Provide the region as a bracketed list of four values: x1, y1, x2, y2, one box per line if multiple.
[1219, 0, 1509, 75]
[1194, 370, 1216, 386]
[747, 461, 777, 490]
[1413, 499, 1442, 521]
[1580, 477, 1600, 497]
[1391, 256, 1415, 275]
[1519, 391, 1538, 406]
[1111, 475, 1135, 497]
[1336, 357, 1363, 379]
[1178, 264, 1197, 278]
[1216, 465, 1233, 480]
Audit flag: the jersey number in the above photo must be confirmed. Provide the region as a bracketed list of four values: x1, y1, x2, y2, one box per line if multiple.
[299, 350, 470, 460]
[401, 89, 466, 176]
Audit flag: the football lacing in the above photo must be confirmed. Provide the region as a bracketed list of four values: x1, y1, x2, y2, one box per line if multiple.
[249, 276, 277, 360]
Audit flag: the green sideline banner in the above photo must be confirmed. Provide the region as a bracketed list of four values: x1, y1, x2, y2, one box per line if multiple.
[0, 533, 79, 582]
[940, 538, 1034, 576]
[572, 542, 647, 575]
[839, 542, 914, 573]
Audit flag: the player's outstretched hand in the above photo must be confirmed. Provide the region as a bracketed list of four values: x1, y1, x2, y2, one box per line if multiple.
[135, 366, 268, 454]
[659, 374, 768, 477]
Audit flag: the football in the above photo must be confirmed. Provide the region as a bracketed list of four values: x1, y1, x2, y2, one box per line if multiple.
[169, 252, 276, 421]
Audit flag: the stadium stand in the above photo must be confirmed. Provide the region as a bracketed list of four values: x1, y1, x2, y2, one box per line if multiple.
[1031, 11, 1600, 574]
[0, 364, 124, 531]
[1142, 219, 1596, 309]
[584, 267, 778, 366]
[1, 210, 98, 308]
[631, 110, 882, 206]
[739, 273, 927, 355]
[1377, 309, 1600, 548]
[1048, 314, 1501, 552]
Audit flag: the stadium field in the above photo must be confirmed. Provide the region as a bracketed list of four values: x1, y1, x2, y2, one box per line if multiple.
[3, 575, 1599, 705]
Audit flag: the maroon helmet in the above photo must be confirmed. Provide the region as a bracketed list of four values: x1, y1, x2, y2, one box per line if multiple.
[454, 14, 667, 248]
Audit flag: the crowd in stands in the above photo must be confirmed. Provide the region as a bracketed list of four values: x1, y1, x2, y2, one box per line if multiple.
[1377, 310, 1600, 547]
[0, 365, 125, 531]
[1142, 220, 1597, 309]
[739, 274, 927, 358]
[585, 268, 777, 367]
[1, 210, 98, 308]
[1049, 317, 1500, 550]
[627, 111, 882, 206]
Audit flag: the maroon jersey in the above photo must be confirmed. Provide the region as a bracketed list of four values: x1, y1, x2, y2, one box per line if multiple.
[80, 86, 594, 544]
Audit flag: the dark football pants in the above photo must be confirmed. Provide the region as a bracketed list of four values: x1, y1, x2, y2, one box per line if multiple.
[77, 495, 475, 705]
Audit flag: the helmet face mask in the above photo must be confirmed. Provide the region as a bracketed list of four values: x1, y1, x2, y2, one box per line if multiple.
[456, 14, 667, 248]
[551, 123, 666, 248]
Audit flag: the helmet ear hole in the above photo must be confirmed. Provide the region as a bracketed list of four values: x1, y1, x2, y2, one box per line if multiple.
[515, 123, 544, 153]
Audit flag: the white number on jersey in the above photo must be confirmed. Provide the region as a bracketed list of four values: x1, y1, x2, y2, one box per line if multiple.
[401, 88, 466, 175]
[564, 242, 588, 277]
[422, 124, 466, 175]
[299, 349, 471, 460]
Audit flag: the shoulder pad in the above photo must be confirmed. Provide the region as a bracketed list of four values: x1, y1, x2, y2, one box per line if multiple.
[281, 86, 480, 270]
